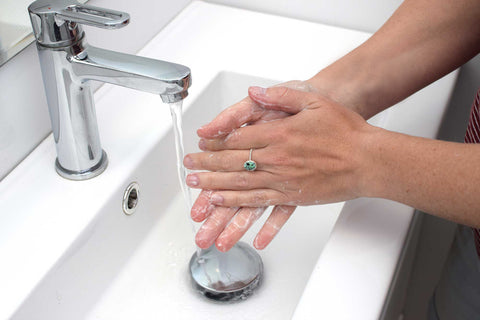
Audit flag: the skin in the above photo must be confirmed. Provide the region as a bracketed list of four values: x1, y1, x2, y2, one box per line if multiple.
[188, 81, 318, 251]
[184, 0, 480, 252]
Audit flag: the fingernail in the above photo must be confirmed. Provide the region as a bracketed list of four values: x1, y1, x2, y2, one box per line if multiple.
[198, 139, 206, 150]
[183, 155, 193, 169]
[186, 174, 199, 187]
[249, 86, 267, 96]
[191, 207, 207, 221]
[253, 236, 263, 250]
[197, 123, 210, 136]
[191, 208, 200, 221]
[210, 193, 224, 204]
[216, 240, 230, 252]
[195, 232, 212, 249]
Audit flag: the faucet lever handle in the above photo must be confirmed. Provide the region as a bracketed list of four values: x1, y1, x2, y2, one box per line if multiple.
[57, 4, 130, 29]
[29, 0, 130, 46]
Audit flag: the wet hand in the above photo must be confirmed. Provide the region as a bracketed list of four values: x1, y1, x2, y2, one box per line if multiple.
[187, 81, 315, 252]
[185, 86, 380, 251]
[196, 80, 317, 139]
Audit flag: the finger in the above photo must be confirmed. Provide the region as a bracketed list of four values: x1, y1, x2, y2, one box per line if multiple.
[195, 206, 240, 249]
[190, 190, 215, 222]
[253, 205, 296, 250]
[215, 207, 267, 252]
[186, 171, 274, 190]
[209, 189, 289, 207]
[197, 82, 317, 140]
[184, 149, 267, 172]
[197, 97, 269, 139]
[250, 109, 290, 124]
[248, 86, 322, 114]
[198, 123, 270, 152]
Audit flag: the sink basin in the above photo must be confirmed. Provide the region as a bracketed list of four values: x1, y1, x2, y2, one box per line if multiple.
[0, 2, 458, 319]
[10, 71, 346, 320]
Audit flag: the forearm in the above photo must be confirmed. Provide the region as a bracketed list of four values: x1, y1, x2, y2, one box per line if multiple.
[364, 128, 480, 227]
[307, 0, 480, 119]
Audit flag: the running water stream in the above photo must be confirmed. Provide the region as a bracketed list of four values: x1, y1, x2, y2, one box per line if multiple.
[168, 101, 191, 207]
[168, 100, 202, 256]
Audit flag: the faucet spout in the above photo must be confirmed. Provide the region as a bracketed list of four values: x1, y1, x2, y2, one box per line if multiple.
[71, 43, 191, 103]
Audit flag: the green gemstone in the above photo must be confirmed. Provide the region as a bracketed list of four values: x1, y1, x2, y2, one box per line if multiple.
[244, 160, 257, 171]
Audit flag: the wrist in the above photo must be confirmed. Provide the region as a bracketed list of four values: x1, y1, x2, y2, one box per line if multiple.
[306, 73, 372, 120]
[355, 125, 393, 199]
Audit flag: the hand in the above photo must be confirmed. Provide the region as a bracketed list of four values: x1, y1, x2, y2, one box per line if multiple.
[185, 86, 380, 250]
[186, 81, 316, 252]
[188, 189, 296, 252]
[186, 81, 318, 252]
[195, 80, 318, 138]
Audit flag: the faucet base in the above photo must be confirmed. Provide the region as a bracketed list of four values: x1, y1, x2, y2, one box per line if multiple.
[55, 150, 109, 181]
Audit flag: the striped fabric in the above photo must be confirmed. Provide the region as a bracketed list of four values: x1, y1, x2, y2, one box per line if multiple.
[463, 88, 480, 259]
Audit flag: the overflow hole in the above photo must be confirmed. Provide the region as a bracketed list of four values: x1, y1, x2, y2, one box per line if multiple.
[123, 182, 140, 215]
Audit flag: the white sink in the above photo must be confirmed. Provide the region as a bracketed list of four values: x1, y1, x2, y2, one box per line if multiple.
[10, 71, 346, 320]
[0, 2, 458, 319]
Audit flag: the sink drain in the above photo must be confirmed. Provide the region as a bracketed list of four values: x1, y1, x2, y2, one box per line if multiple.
[123, 182, 140, 215]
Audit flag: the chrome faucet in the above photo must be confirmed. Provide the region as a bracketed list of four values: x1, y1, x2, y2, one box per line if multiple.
[28, 0, 191, 180]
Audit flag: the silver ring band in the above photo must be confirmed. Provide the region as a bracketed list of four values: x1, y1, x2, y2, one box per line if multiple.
[243, 148, 257, 171]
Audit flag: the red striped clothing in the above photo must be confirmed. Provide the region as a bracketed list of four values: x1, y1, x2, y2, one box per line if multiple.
[463, 88, 480, 258]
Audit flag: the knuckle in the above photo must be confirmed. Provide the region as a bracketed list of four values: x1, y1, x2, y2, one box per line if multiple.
[252, 191, 268, 204]
[270, 154, 290, 167]
[224, 130, 240, 147]
[267, 149, 296, 168]
[204, 139, 222, 151]
[232, 215, 249, 230]
[207, 214, 223, 227]
[304, 97, 321, 110]
[265, 219, 281, 233]
[269, 125, 291, 143]
[275, 86, 290, 99]
[200, 153, 215, 168]
[217, 153, 232, 171]
[235, 174, 249, 188]
[290, 156, 306, 169]
[201, 174, 213, 188]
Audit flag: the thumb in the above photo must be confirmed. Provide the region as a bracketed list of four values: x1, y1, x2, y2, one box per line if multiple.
[248, 86, 320, 115]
